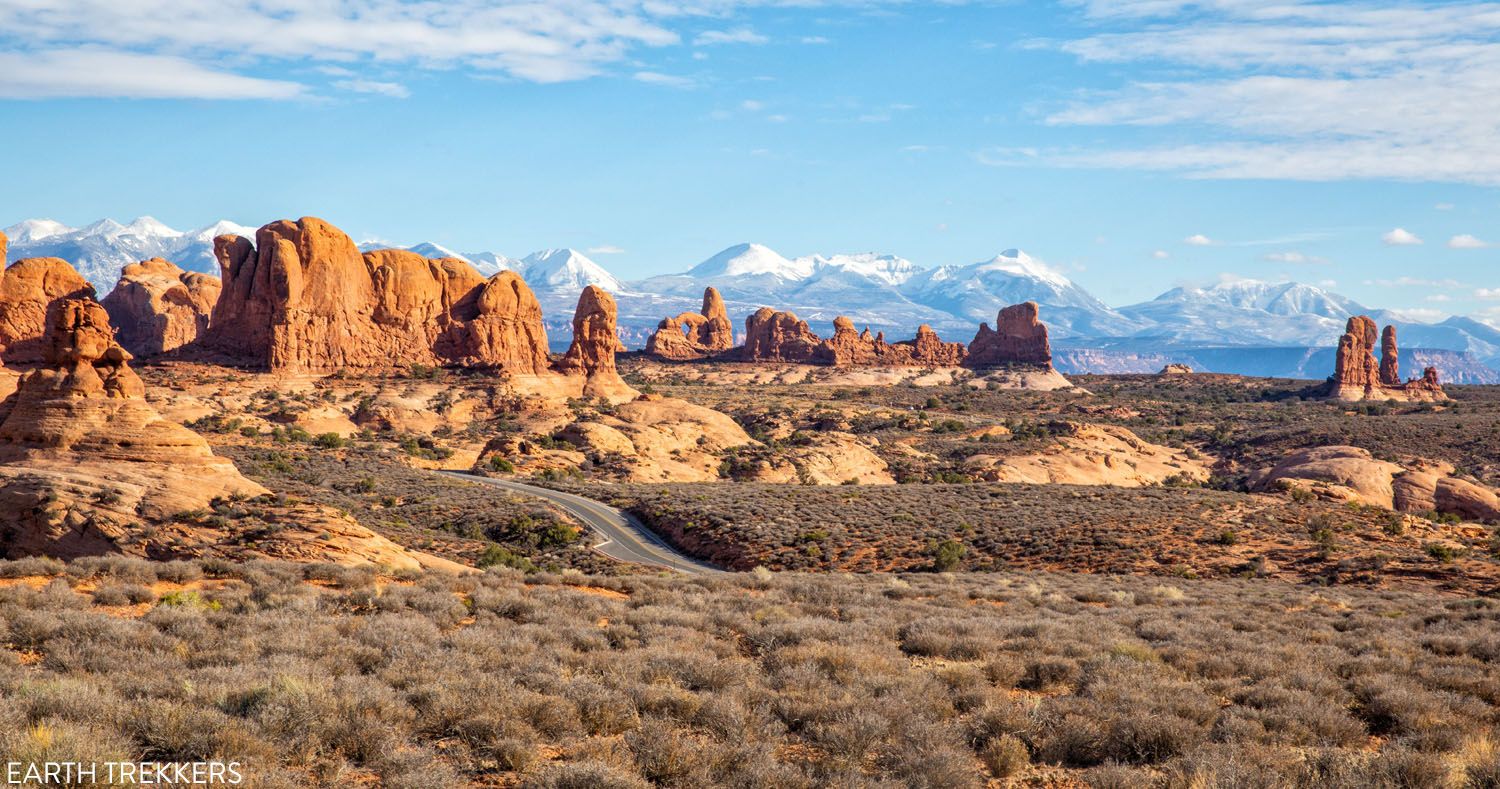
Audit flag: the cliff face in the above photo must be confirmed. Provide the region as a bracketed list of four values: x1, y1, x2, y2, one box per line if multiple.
[644, 287, 734, 361]
[964, 301, 1052, 369]
[1328, 316, 1446, 402]
[101, 257, 220, 356]
[201, 217, 552, 372]
[737, 308, 823, 363]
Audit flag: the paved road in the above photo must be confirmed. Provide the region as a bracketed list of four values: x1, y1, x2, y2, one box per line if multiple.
[438, 472, 724, 575]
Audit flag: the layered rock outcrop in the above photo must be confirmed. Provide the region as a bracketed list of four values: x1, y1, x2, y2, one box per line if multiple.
[737, 308, 823, 363]
[1327, 316, 1446, 401]
[201, 217, 552, 372]
[0, 247, 96, 365]
[644, 287, 734, 361]
[1251, 446, 1499, 522]
[0, 297, 462, 568]
[101, 258, 220, 356]
[965, 301, 1052, 369]
[812, 317, 966, 367]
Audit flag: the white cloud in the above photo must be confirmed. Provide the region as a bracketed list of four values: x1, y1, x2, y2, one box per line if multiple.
[1262, 250, 1326, 264]
[1183, 233, 1213, 246]
[633, 71, 695, 89]
[1036, 2, 1500, 184]
[1435, 202, 1455, 210]
[801, 36, 830, 45]
[0, 49, 302, 99]
[1382, 228, 1423, 246]
[766, 114, 788, 123]
[1447, 233, 1490, 249]
[740, 99, 764, 111]
[1365, 276, 1462, 288]
[1426, 294, 1452, 302]
[1151, 249, 1169, 259]
[333, 79, 409, 98]
[587, 245, 625, 255]
[0, 0, 688, 96]
[1391, 307, 1449, 322]
[694, 29, 768, 46]
[1477, 288, 1500, 300]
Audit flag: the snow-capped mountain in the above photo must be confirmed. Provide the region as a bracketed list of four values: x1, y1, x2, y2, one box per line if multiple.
[1119, 280, 1363, 346]
[2, 217, 252, 291]
[519, 249, 625, 294]
[899, 249, 1137, 338]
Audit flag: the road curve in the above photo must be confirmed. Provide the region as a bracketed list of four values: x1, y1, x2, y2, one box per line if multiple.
[437, 472, 724, 575]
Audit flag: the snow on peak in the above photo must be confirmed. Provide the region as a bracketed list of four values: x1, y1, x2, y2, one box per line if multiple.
[78, 218, 125, 237]
[521, 248, 624, 292]
[689, 243, 813, 280]
[189, 220, 255, 241]
[974, 249, 1073, 288]
[122, 216, 182, 238]
[4, 219, 75, 245]
[799, 252, 921, 286]
[405, 242, 471, 263]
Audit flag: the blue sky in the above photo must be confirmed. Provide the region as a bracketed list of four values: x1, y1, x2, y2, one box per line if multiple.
[0, 0, 1497, 318]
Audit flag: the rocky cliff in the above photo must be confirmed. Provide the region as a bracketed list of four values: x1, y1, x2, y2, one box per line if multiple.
[644, 287, 734, 360]
[1327, 316, 1446, 401]
[101, 258, 220, 356]
[0, 239, 96, 365]
[965, 301, 1052, 369]
[0, 296, 462, 568]
[201, 217, 552, 372]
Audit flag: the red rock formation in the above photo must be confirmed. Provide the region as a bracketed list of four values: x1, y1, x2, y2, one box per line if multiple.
[1379, 325, 1400, 386]
[965, 302, 1052, 369]
[1327, 315, 1446, 401]
[813, 317, 967, 366]
[557, 285, 625, 376]
[201, 217, 552, 372]
[736, 308, 823, 363]
[0, 255, 96, 366]
[644, 287, 735, 361]
[101, 258, 221, 357]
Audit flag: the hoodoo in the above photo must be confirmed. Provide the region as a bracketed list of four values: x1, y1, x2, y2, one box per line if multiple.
[736, 308, 824, 363]
[964, 301, 1053, 369]
[812, 317, 966, 367]
[555, 285, 633, 398]
[1326, 316, 1446, 402]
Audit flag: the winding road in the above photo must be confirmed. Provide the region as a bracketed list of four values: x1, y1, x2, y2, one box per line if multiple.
[438, 472, 724, 575]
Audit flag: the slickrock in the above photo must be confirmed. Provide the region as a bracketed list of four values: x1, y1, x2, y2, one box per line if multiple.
[1159, 364, 1194, 375]
[1252, 446, 1500, 521]
[0, 297, 462, 570]
[965, 301, 1053, 369]
[1327, 316, 1446, 401]
[812, 317, 966, 367]
[0, 251, 96, 365]
[644, 287, 734, 360]
[963, 422, 1208, 487]
[736, 308, 823, 363]
[201, 217, 552, 372]
[101, 258, 220, 356]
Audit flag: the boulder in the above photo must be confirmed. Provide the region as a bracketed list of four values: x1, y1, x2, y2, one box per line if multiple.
[965, 301, 1052, 369]
[1255, 446, 1499, 521]
[101, 258, 220, 356]
[0, 255, 96, 365]
[200, 217, 553, 372]
[737, 307, 823, 363]
[644, 287, 734, 361]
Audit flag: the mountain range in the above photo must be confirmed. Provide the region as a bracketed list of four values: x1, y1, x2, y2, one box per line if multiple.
[7, 217, 1499, 383]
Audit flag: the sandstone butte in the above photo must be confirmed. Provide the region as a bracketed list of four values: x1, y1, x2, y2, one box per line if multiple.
[1326, 316, 1446, 402]
[0, 230, 98, 366]
[661, 298, 1054, 370]
[643, 286, 735, 360]
[0, 296, 462, 569]
[201, 217, 552, 373]
[101, 257, 221, 357]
